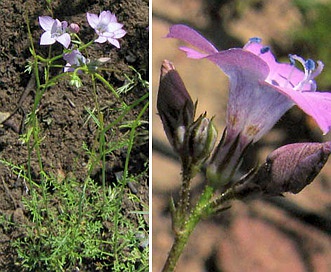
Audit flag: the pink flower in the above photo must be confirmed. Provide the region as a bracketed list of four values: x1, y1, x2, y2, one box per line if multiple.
[63, 50, 87, 73]
[167, 24, 331, 187]
[39, 16, 71, 48]
[87, 11, 126, 48]
[167, 24, 331, 140]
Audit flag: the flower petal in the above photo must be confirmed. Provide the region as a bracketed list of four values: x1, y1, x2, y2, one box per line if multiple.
[167, 24, 218, 55]
[51, 19, 62, 34]
[202, 50, 289, 141]
[39, 16, 54, 31]
[99, 11, 113, 26]
[86, 12, 99, 29]
[113, 29, 127, 39]
[106, 22, 124, 33]
[64, 64, 74, 73]
[40, 31, 55, 45]
[178, 46, 209, 59]
[206, 49, 270, 81]
[95, 36, 107, 43]
[56, 33, 71, 48]
[107, 38, 120, 48]
[245, 42, 307, 89]
[275, 88, 331, 134]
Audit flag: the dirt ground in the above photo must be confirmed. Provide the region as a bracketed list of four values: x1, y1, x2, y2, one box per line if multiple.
[0, 0, 148, 270]
[153, 0, 331, 271]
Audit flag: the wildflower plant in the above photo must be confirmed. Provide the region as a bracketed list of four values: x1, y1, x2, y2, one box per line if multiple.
[0, 5, 148, 271]
[157, 24, 331, 271]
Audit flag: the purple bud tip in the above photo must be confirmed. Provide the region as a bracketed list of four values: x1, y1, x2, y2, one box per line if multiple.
[305, 59, 315, 71]
[160, 59, 176, 79]
[260, 46, 270, 54]
[249, 37, 262, 43]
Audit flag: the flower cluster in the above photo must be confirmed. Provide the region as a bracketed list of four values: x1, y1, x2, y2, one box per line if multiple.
[158, 24, 331, 195]
[38, 10, 126, 77]
[87, 11, 126, 48]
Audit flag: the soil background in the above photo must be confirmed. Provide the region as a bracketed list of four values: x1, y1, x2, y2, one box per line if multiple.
[0, 0, 148, 270]
[152, 0, 331, 271]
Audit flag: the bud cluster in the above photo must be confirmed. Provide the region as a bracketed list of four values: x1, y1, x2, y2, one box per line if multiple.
[157, 60, 217, 170]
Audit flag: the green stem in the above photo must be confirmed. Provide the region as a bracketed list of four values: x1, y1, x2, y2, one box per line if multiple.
[162, 185, 214, 272]
[113, 98, 149, 264]
[174, 163, 193, 230]
[93, 73, 126, 106]
[162, 185, 236, 272]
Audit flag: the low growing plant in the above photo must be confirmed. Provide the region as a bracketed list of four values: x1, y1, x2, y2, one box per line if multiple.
[0, 3, 148, 271]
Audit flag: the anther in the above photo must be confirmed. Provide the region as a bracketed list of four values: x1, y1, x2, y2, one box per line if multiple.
[249, 37, 262, 43]
[260, 46, 270, 54]
[305, 59, 315, 71]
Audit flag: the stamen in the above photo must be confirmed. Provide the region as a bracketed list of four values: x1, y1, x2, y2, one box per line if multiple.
[305, 59, 315, 71]
[288, 54, 295, 66]
[308, 80, 317, 92]
[289, 55, 306, 70]
[284, 55, 322, 92]
[292, 56, 322, 91]
[310, 60, 324, 79]
[283, 55, 296, 88]
[260, 46, 270, 54]
[249, 37, 262, 43]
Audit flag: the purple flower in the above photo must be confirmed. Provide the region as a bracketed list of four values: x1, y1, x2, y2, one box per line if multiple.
[87, 11, 126, 48]
[167, 24, 331, 188]
[166, 24, 331, 140]
[63, 50, 87, 73]
[39, 16, 71, 48]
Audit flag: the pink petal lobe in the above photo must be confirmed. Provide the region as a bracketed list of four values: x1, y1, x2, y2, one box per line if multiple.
[178, 46, 209, 59]
[40, 32, 55, 45]
[86, 12, 99, 29]
[167, 24, 218, 55]
[107, 38, 120, 48]
[276, 89, 331, 134]
[39, 16, 54, 31]
[206, 49, 270, 81]
[95, 36, 107, 43]
[113, 29, 126, 39]
[56, 33, 71, 48]
[99, 11, 112, 25]
[244, 42, 276, 66]
[106, 22, 124, 33]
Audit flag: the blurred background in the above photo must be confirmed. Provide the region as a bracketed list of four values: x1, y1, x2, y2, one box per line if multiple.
[152, 0, 331, 271]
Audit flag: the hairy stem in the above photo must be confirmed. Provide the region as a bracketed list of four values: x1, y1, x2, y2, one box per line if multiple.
[162, 185, 213, 272]
[163, 185, 236, 272]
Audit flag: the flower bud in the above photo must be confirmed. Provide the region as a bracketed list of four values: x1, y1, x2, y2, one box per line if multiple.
[184, 113, 217, 165]
[157, 60, 195, 153]
[236, 141, 331, 197]
[69, 23, 80, 33]
[69, 74, 82, 88]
